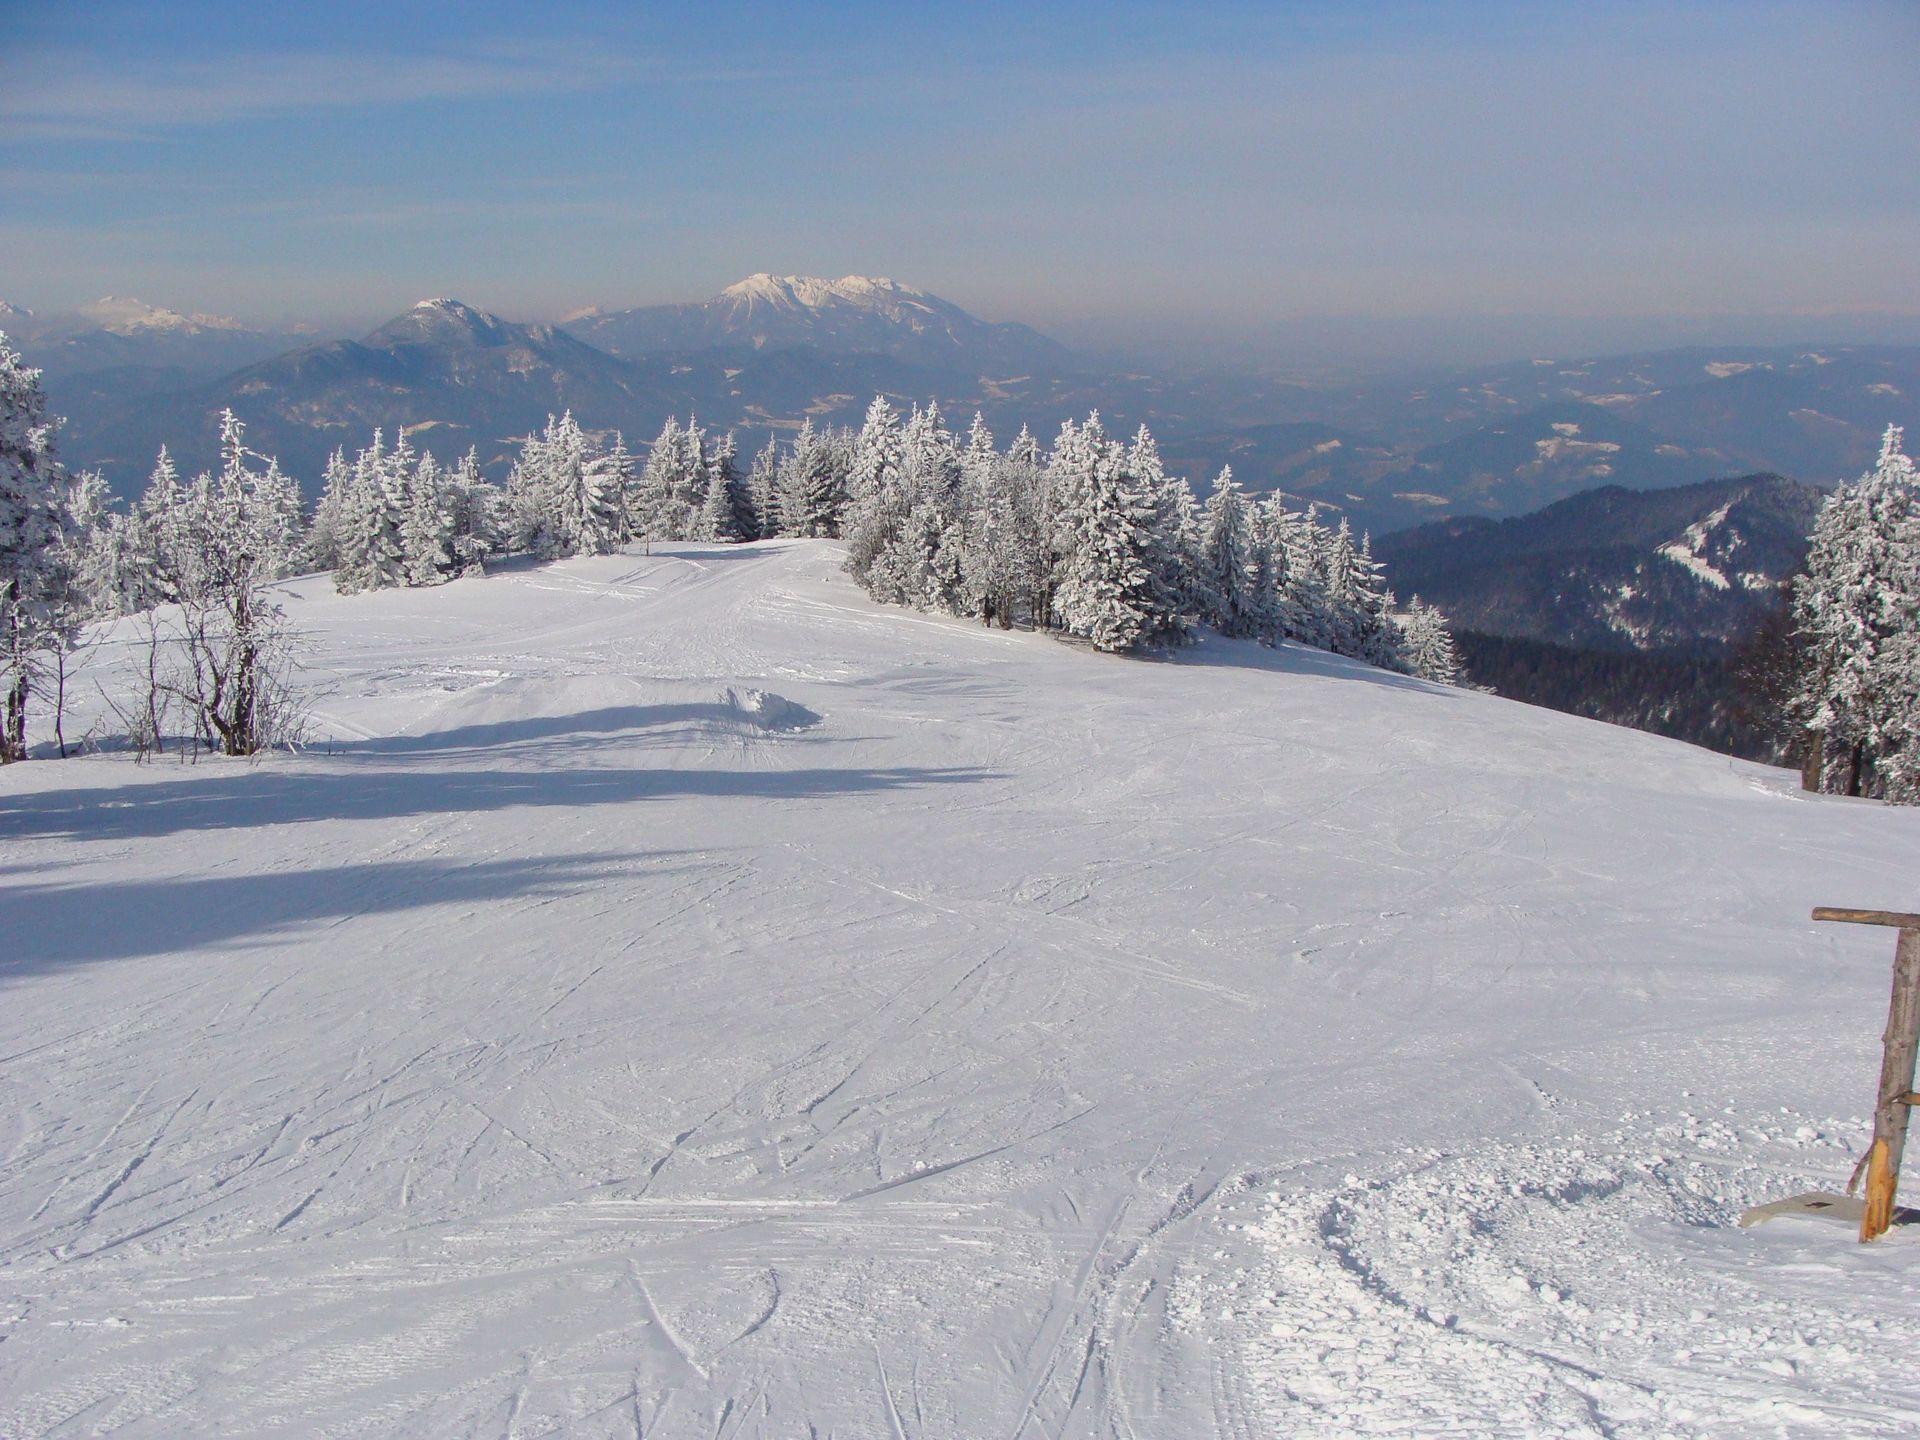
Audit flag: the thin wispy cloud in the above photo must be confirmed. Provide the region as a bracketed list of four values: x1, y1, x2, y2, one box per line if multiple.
[0, 43, 640, 139]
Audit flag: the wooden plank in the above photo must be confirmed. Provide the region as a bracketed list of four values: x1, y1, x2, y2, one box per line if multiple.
[1861, 926, 1920, 1241]
[1812, 907, 1920, 929]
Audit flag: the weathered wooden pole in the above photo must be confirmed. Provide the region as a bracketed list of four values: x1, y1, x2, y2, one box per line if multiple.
[1813, 907, 1920, 1241]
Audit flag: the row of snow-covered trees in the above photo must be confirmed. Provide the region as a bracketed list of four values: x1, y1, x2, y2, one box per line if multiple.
[831, 397, 1459, 678]
[298, 409, 850, 593]
[5, 326, 1467, 758]
[1786, 425, 1920, 801]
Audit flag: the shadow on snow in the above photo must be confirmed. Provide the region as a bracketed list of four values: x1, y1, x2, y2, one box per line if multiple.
[0, 852, 682, 974]
[325, 701, 823, 756]
[0, 756, 993, 846]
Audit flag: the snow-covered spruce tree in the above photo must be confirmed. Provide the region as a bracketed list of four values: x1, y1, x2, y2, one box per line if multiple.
[1348, 533, 1404, 669]
[1127, 426, 1202, 637]
[843, 396, 907, 583]
[580, 428, 633, 556]
[1271, 501, 1330, 648]
[62, 467, 118, 616]
[633, 417, 704, 547]
[1259, 495, 1315, 644]
[308, 447, 353, 572]
[0, 336, 75, 761]
[868, 403, 961, 605]
[1875, 629, 1920, 804]
[1199, 465, 1261, 637]
[445, 448, 501, 575]
[692, 432, 750, 542]
[1791, 424, 1920, 797]
[793, 418, 853, 538]
[119, 448, 188, 613]
[958, 422, 1045, 628]
[38, 469, 115, 752]
[508, 413, 626, 560]
[1399, 597, 1462, 685]
[1320, 518, 1355, 641]
[745, 434, 781, 540]
[719, 433, 756, 540]
[1050, 413, 1186, 653]
[402, 450, 456, 586]
[771, 422, 814, 538]
[336, 430, 407, 592]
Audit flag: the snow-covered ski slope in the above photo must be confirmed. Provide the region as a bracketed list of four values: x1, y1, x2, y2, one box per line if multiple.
[5, 541, 1920, 1437]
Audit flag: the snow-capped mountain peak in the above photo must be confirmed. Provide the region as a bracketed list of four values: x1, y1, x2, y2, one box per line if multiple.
[80, 295, 246, 335]
[561, 272, 1069, 371]
[717, 273, 933, 314]
[370, 297, 520, 348]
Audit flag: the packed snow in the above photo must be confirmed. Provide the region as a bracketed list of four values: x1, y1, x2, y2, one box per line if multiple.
[4, 541, 1920, 1436]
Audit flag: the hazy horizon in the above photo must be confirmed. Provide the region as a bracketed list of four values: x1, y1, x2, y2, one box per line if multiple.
[4, 0, 1917, 369]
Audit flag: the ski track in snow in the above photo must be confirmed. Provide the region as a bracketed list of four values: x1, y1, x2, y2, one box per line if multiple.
[1, 540, 1918, 1437]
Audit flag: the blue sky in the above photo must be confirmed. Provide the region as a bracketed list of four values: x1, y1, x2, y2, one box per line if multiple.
[2, 0, 1916, 356]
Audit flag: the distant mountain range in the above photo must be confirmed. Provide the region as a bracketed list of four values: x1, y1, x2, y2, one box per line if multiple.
[1374, 474, 1826, 758]
[0, 296, 298, 382]
[1374, 472, 1822, 649]
[6, 280, 1913, 539]
[565, 273, 1074, 374]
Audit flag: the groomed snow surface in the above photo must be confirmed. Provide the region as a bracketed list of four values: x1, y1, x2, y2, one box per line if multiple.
[4, 541, 1920, 1437]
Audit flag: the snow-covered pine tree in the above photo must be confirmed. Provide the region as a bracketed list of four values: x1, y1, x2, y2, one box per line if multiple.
[62, 467, 116, 615]
[745, 434, 781, 540]
[1278, 502, 1333, 648]
[876, 403, 962, 606]
[675, 420, 710, 536]
[338, 430, 407, 591]
[1348, 533, 1402, 669]
[1398, 597, 1462, 685]
[1051, 414, 1172, 653]
[772, 421, 816, 539]
[402, 450, 455, 585]
[689, 432, 748, 543]
[844, 396, 907, 584]
[714, 432, 754, 540]
[309, 447, 353, 571]
[1200, 465, 1259, 636]
[799, 417, 853, 538]
[1042, 416, 1092, 628]
[1792, 424, 1920, 797]
[577, 426, 631, 556]
[959, 445, 1045, 628]
[631, 418, 679, 548]
[133, 448, 189, 604]
[694, 444, 743, 542]
[963, 412, 995, 483]
[445, 448, 499, 576]
[1126, 428, 1201, 636]
[254, 458, 306, 580]
[1243, 497, 1282, 644]
[1320, 517, 1362, 654]
[0, 336, 74, 760]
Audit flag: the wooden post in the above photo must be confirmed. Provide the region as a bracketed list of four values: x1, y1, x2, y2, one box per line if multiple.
[1813, 907, 1920, 1241]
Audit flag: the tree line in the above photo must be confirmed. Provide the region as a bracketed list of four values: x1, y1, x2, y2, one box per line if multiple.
[3, 329, 1479, 763]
